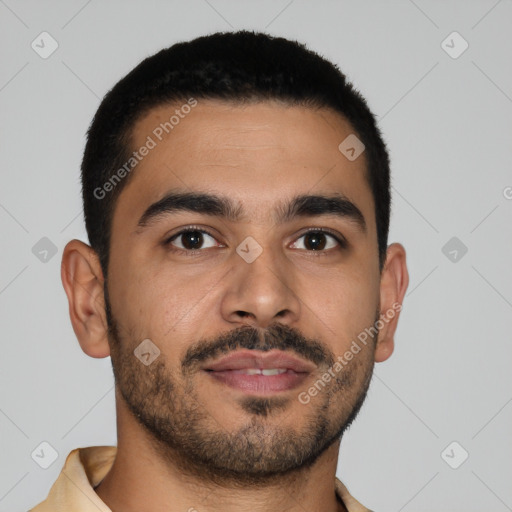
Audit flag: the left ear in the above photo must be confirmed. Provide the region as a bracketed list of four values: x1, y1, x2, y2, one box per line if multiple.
[374, 243, 409, 363]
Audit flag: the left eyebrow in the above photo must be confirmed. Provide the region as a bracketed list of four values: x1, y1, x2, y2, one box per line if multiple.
[136, 190, 367, 233]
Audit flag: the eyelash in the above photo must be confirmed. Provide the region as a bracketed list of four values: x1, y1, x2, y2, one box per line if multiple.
[163, 225, 347, 257]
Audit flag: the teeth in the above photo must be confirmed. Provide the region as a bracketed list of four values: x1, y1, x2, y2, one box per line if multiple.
[237, 368, 288, 376]
[262, 368, 287, 376]
[244, 368, 262, 375]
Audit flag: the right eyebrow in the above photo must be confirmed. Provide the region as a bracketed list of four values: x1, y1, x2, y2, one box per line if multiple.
[137, 190, 244, 228]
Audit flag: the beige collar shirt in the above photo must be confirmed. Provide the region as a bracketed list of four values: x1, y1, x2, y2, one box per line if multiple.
[29, 446, 372, 512]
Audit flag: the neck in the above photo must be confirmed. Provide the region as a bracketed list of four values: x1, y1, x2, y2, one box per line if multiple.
[95, 401, 347, 512]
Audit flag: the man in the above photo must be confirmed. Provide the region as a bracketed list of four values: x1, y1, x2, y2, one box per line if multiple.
[30, 30, 408, 512]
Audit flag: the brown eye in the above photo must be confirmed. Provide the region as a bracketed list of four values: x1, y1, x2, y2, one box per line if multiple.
[290, 229, 345, 252]
[167, 229, 219, 251]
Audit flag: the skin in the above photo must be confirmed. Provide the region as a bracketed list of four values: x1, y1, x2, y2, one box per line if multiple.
[61, 99, 409, 512]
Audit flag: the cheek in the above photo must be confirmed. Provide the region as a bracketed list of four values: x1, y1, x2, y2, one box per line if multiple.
[302, 267, 379, 350]
[110, 258, 224, 349]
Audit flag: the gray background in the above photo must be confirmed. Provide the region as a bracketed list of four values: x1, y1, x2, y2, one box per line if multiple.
[1, 1, 511, 511]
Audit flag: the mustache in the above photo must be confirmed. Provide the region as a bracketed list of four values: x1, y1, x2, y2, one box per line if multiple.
[181, 323, 334, 374]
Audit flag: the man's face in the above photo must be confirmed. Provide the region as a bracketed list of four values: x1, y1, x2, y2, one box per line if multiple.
[105, 100, 382, 483]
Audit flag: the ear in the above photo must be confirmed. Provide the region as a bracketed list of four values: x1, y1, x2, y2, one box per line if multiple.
[61, 239, 110, 358]
[374, 243, 409, 363]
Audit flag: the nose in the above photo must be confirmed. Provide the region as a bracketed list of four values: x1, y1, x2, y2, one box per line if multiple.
[220, 243, 301, 329]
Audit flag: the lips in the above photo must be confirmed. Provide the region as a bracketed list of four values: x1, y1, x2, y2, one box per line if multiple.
[202, 349, 316, 394]
[202, 349, 317, 373]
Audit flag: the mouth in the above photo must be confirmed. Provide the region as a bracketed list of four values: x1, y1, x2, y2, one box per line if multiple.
[201, 349, 316, 395]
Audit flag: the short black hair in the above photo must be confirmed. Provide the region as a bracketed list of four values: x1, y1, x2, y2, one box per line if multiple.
[81, 30, 391, 276]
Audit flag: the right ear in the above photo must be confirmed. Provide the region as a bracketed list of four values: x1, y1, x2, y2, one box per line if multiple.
[61, 239, 110, 358]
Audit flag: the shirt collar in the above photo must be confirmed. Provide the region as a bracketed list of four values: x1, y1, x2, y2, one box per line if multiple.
[30, 446, 371, 512]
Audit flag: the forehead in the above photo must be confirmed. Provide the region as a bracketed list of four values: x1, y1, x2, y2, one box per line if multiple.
[113, 99, 374, 230]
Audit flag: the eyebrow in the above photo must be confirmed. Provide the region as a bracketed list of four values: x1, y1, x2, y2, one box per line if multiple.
[136, 190, 367, 233]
